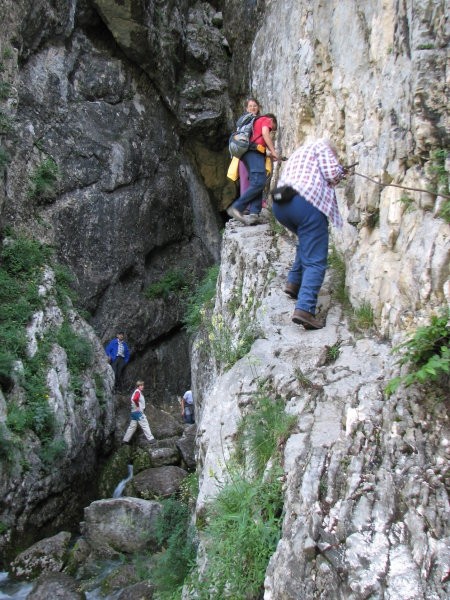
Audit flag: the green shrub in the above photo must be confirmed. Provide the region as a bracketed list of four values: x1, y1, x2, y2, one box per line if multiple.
[1, 235, 52, 276]
[39, 438, 66, 466]
[206, 308, 261, 371]
[324, 341, 342, 364]
[386, 309, 450, 395]
[0, 111, 13, 134]
[236, 389, 296, 476]
[0, 145, 9, 170]
[53, 263, 76, 306]
[328, 245, 349, 305]
[183, 265, 219, 334]
[151, 497, 197, 594]
[0, 81, 11, 100]
[398, 195, 416, 212]
[197, 468, 283, 600]
[57, 322, 94, 374]
[94, 372, 105, 403]
[6, 404, 32, 433]
[352, 302, 374, 330]
[27, 158, 60, 201]
[428, 149, 448, 192]
[145, 270, 188, 300]
[0, 422, 16, 465]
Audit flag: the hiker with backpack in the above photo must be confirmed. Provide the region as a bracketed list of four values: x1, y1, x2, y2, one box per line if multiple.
[238, 97, 261, 199]
[227, 112, 279, 225]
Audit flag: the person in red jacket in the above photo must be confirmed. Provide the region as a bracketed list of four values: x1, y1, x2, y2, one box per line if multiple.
[122, 381, 155, 444]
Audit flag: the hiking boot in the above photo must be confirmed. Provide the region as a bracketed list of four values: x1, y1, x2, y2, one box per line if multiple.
[227, 206, 248, 224]
[247, 214, 260, 225]
[284, 282, 300, 299]
[292, 309, 324, 330]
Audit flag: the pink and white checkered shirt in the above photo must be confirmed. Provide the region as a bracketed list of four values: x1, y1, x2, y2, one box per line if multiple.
[278, 140, 345, 228]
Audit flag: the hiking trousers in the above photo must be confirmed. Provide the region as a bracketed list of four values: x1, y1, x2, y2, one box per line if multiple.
[123, 413, 154, 443]
[232, 150, 266, 214]
[272, 194, 329, 315]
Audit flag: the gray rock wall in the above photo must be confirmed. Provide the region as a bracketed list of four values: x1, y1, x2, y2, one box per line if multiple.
[246, 0, 449, 337]
[193, 220, 449, 599]
[0, 0, 226, 404]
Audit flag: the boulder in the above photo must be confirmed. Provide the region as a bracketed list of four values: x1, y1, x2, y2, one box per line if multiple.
[127, 466, 188, 498]
[146, 405, 184, 439]
[176, 423, 197, 469]
[81, 497, 162, 556]
[149, 446, 180, 467]
[10, 531, 72, 580]
[28, 572, 85, 599]
[117, 580, 155, 599]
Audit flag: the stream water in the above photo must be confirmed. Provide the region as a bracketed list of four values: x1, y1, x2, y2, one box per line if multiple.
[112, 464, 133, 498]
[0, 572, 32, 599]
[0, 466, 134, 598]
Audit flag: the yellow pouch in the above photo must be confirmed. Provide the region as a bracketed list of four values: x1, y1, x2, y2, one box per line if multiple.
[265, 156, 273, 176]
[227, 156, 240, 181]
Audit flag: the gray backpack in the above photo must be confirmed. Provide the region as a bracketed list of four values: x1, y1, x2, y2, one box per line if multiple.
[228, 113, 260, 158]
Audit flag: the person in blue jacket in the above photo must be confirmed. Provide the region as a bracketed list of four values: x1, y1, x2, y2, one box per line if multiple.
[105, 331, 130, 392]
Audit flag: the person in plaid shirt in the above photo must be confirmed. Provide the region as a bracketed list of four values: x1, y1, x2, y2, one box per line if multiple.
[272, 139, 347, 330]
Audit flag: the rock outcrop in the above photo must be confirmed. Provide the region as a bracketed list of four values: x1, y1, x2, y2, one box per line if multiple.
[10, 531, 72, 580]
[81, 496, 162, 556]
[243, 0, 449, 337]
[193, 219, 449, 599]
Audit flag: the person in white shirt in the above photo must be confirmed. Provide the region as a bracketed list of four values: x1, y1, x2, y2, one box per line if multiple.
[180, 389, 195, 424]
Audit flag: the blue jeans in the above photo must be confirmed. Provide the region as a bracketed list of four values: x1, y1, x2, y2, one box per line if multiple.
[272, 194, 329, 314]
[232, 151, 266, 214]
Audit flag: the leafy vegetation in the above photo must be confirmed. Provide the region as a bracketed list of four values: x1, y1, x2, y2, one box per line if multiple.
[0, 145, 9, 170]
[0, 81, 11, 100]
[0, 232, 95, 464]
[205, 305, 261, 371]
[151, 497, 197, 598]
[0, 111, 13, 134]
[428, 149, 450, 224]
[352, 302, 374, 330]
[386, 309, 450, 395]
[191, 386, 293, 599]
[2, 47, 13, 59]
[236, 387, 296, 476]
[145, 269, 188, 300]
[324, 341, 341, 364]
[328, 245, 349, 306]
[27, 157, 60, 202]
[194, 468, 283, 600]
[398, 195, 416, 213]
[183, 264, 219, 334]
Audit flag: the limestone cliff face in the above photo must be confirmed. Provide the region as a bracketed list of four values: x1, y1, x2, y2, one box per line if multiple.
[232, 0, 448, 337]
[193, 220, 449, 600]
[193, 2, 449, 598]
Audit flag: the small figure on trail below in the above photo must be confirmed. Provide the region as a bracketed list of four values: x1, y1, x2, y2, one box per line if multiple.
[122, 380, 155, 444]
[105, 331, 130, 392]
[179, 389, 195, 424]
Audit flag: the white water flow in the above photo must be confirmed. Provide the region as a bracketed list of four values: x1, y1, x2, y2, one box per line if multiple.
[112, 464, 133, 498]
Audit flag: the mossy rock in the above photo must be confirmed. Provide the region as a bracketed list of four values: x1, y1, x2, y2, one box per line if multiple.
[132, 448, 152, 474]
